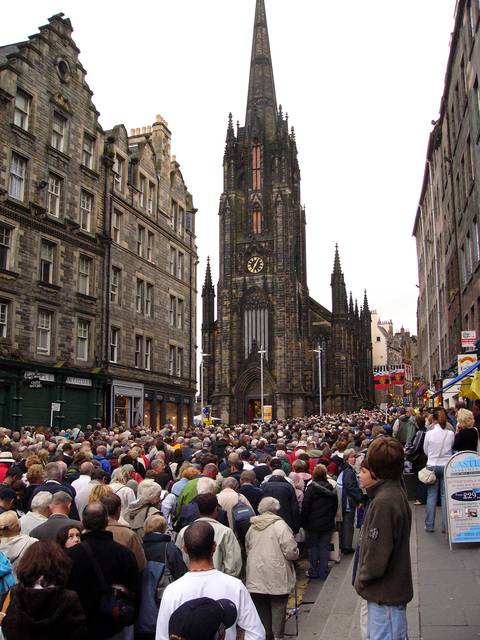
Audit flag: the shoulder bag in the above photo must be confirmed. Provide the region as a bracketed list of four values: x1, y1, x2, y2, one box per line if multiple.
[418, 429, 449, 485]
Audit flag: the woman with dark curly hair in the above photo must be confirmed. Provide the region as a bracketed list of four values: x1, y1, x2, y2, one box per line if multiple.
[2, 540, 87, 640]
[55, 525, 82, 550]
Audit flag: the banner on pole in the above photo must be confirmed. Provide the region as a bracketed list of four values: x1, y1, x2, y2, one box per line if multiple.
[445, 451, 480, 546]
[263, 405, 272, 422]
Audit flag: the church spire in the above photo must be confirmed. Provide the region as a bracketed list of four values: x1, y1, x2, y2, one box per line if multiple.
[245, 0, 278, 140]
[202, 257, 215, 330]
[331, 244, 348, 315]
[202, 256, 213, 294]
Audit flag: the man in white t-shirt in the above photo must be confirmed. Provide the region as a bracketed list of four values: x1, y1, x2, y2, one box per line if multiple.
[156, 520, 265, 640]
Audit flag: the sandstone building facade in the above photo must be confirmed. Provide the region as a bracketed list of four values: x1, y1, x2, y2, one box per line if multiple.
[0, 14, 197, 429]
[202, 0, 374, 423]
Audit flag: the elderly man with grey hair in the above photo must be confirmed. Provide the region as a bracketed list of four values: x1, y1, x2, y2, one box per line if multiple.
[19, 491, 52, 535]
[245, 496, 299, 640]
[30, 490, 82, 540]
[29, 461, 80, 519]
[217, 476, 254, 530]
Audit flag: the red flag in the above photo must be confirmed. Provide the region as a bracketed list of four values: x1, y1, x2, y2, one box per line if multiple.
[390, 370, 405, 385]
[374, 373, 389, 390]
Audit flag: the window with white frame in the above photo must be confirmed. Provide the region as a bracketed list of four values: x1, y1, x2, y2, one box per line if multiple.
[178, 206, 184, 235]
[78, 255, 92, 296]
[82, 134, 95, 169]
[137, 225, 145, 258]
[80, 190, 93, 232]
[0, 301, 9, 339]
[14, 90, 31, 130]
[135, 335, 143, 368]
[139, 175, 146, 209]
[177, 298, 184, 330]
[8, 153, 26, 201]
[177, 252, 184, 280]
[171, 200, 178, 231]
[0, 225, 12, 271]
[39, 240, 55, 284]
[169, 345, 176, 375]
[51, 112, 67, 152]
[112, 210, 122, 243]
[76, 318, 90, 361]
[176, 347, 183, 377]
[136, 279, 145, 313]
[145, 337, 152, 370]
[169, 247, 176, 276]
[110, 326, 119, 363]
[147, 182, 155, 215]
[37, 309, 52, 354]
[47, 174, 62, 217]
[146, 284, 153, 318]
[170, 296, 177, 327]
[114, 155, 124, 191]
[110, 266, 121, 304]
[147, 231, 154, 262]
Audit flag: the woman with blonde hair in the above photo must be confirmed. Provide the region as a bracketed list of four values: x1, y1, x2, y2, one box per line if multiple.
[88, 484, 112, 504]
[453, 408, 479, 452]
[110, 466, 137, 517]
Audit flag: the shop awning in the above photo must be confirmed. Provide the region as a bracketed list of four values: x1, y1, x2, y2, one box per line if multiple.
[431, 360, 480, 397]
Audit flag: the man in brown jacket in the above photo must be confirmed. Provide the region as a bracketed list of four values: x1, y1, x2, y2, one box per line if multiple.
[354, 437, 413, 640]
[101, 493, 146, 571]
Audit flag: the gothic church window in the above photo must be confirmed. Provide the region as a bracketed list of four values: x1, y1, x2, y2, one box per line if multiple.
[252, 203, 262, 235]
[244, 299, 269, 359]
[252, 142, 262, 190]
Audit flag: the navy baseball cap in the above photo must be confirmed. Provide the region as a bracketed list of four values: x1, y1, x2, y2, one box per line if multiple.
[168, 597, 237, 639]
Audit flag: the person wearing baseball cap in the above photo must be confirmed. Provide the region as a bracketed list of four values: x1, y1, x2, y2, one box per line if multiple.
[168, 597, 237, 640]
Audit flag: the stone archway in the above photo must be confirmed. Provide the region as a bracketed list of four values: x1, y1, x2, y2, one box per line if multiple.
[233, 366, 275, 423]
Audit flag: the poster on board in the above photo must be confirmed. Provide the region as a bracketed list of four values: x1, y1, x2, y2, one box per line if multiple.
[444, 451, 480, 548]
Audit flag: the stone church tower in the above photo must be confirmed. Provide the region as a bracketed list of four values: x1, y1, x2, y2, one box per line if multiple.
[202, 0, 374, 423]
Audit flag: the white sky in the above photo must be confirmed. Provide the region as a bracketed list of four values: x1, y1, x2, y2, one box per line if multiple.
[1, 0, 456, 336]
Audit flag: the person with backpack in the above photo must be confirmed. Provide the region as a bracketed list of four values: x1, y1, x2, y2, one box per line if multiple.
[124, 481, 163, 540]
[136, 514, 187, 640]
[217, 478, 254, 530]
[245, 496, 299, 640]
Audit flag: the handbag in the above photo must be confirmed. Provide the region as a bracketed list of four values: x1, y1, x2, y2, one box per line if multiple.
[418, 429, 449, 485]
[329, 530, 340, 563]
[83, 542, 136, 633]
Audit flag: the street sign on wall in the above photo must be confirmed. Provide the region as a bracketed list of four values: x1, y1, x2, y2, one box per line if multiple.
[458, 353, 478, 374]
[445, 451, 480, 548]
[461, 330, 477, 348]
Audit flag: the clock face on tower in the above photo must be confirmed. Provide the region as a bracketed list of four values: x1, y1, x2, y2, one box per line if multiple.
[246, 255, 264, 274]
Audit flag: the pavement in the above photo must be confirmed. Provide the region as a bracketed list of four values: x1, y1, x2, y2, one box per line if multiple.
[284, 504, 480, 639]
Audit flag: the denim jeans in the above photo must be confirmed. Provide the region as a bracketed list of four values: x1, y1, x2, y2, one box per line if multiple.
[425, 465, 446, 531]
[367, 602, 408, 640]
[307, 529, 332, 578]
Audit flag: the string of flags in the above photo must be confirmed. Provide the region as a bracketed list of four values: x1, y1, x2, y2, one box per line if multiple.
[373, 369, 405, 389]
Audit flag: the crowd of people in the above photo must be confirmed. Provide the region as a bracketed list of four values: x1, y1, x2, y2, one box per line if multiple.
[0, 402, 473, 640]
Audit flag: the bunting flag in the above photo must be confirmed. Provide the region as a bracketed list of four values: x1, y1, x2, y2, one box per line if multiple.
[374, 373, 390, 390]
[470, 371, 480, 399]
[390, 370, 405, 385]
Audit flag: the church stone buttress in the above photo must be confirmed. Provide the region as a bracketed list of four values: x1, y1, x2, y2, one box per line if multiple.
[202, 0, 374, 423]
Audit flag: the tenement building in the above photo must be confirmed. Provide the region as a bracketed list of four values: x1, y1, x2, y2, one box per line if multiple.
[202, 0, 374, 423]
[414, 0, 480, 388]
[0, 14, 197, 429]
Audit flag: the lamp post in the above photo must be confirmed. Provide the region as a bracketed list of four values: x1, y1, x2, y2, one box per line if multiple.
[313, 345, 323, 416]
[199, 352, 210, 419]
[258, 345, 266, 422]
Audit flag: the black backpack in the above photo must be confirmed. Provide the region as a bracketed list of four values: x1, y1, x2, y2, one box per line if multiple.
[232, 498, 254, 543]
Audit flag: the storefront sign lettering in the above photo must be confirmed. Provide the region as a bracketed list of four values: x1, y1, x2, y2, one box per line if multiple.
[65, 377, 92, 387]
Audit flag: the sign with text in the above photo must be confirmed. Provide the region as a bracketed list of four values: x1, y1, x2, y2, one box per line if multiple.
[263, 405, 272, 422]
[458, 353, 478, 374]
[445, 451, 480, 547]
[461, 330, 477, 348]
[51, 402, 61, 412]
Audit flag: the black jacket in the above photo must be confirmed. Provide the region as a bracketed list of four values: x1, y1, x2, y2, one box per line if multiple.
[67, 530, 140, 640]
[453, 427, 479, 452]
[142, 532, 187, 580]
[239, 484, 263, 514]
[301, 480, 338, 533]
[29, 481, 80, 520]
[261, 476, 300, 533]
[3, 584, 87, 640]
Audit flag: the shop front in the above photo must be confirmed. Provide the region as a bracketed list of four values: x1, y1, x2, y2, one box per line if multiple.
[111, 380, 144, 428]
[141, 388, 193, 432]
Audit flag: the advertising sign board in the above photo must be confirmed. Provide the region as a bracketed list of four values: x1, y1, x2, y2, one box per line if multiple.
[458, 353, 477, 374]
[444, 451, 480, 549]
[461, 330, 477, 348]
[263, 405, 272, 422]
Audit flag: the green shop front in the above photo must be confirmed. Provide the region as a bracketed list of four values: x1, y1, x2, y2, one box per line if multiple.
[0, 361, 105, 429]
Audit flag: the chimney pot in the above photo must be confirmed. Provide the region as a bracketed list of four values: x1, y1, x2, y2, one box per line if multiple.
[142, 126, 146, 134]
[130, 128, 135, 136]
[136, 128, 140, 135]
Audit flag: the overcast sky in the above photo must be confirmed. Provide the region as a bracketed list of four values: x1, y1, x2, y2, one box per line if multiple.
[2, 0, 456, 336]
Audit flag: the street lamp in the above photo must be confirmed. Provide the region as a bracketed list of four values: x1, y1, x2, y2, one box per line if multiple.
[311, 344, 323, 417]
[258, 345, 266, 422]
[200, 352, 210, 419]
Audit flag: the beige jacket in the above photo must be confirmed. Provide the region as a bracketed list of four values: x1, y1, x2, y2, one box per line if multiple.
[176, 516, 242, 577]
[106, 522, 146, 571]
[217, 488, 253, 529]
[245, 512, 299, 595]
